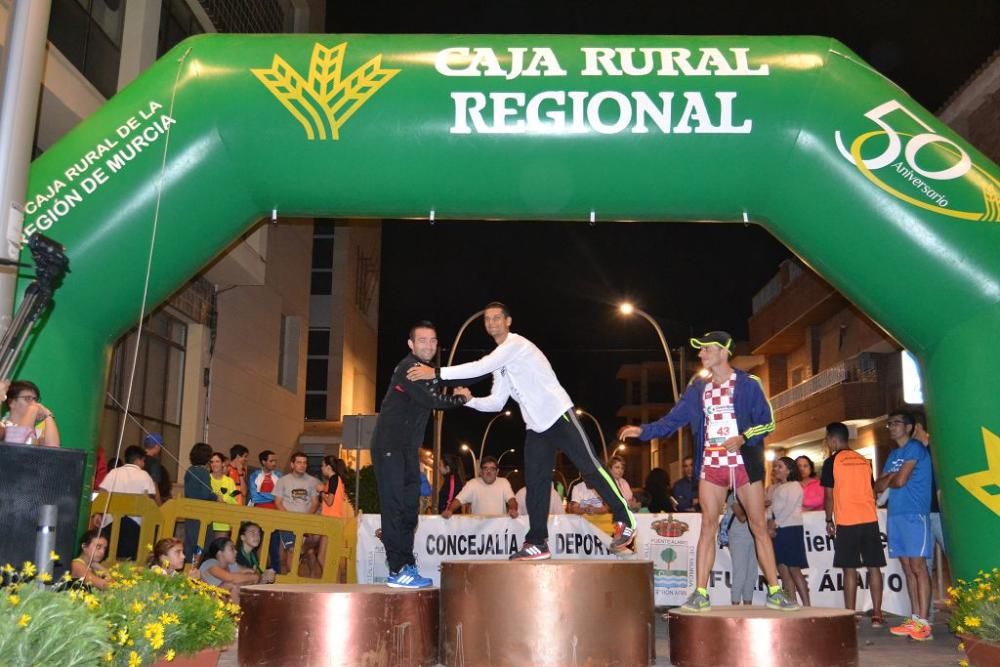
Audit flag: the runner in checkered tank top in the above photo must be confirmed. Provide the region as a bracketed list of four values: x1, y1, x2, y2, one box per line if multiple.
[619, 331, 798, 613]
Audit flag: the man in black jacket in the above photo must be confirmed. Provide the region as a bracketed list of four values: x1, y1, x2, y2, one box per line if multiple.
[374, 321, 470, 588]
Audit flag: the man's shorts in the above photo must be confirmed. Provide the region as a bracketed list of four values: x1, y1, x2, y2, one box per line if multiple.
[702, 463, 749, 489]
[833, 521, 887, 568]
[887, 513, 932, 558]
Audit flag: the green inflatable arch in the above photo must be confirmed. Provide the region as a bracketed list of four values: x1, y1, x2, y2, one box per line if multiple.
[21, 34, 1000, 579]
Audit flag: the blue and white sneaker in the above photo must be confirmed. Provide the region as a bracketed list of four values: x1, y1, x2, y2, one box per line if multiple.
[386, 564, 433, 589]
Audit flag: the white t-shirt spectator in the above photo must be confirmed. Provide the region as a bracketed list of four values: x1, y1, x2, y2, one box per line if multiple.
[515, 484, 565, 516]
[571, 482, 606, 510]
[97, 463, 156, 526]
[455, 477, 515, 515]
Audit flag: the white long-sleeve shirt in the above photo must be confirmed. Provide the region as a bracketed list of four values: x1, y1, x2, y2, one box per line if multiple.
[769, 481, 804, 528]
[440, 333, 572, 432]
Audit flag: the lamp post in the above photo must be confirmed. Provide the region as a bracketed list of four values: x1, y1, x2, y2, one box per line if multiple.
[574, 408, 608, 463]
[478, 410, 512, 465]
[619, 302, 683, 467]
[460, 443, 480, 477]
[497, 448, 516, 469]
[433, 309, 485, 500]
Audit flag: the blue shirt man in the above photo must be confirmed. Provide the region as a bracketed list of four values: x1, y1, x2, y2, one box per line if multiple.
[672, 457, 699, 512]
[875, 410, 934, 639]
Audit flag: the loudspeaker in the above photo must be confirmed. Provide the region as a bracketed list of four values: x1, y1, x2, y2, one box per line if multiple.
[0, 443, 86, 574]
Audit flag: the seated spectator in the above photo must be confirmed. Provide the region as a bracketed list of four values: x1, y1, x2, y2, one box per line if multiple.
[98, 445, 159, 559]
[797, 455, 824, 511]
[148, 537, 200, 579]
[569, 479, 610, 516]
[236, 522, 276, 584]
[209, 451, 239, 538]
[183, 442, 216, 561]
[227, 444, 250, 505]
[441, 456, 517, 517]
[515, 482, 564, 516]
[2, 379, 60, 446]
[71, 529, 110, 590]
[198, 536, 260, 603]
[438, 453, 466, 513]
[608, 455, 642, 512]
[644, 467, 674, 513]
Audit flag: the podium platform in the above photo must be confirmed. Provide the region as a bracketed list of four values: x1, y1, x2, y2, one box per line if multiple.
[440, 559, 654, 667]
[238, 583, 439, 667]
[667, 605, 858, 667]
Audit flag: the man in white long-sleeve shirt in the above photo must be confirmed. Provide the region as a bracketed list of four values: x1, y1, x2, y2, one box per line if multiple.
[407, 302, 636, 559]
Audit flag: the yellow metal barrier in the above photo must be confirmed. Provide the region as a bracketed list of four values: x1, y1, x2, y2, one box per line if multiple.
[88, 493, 164, 566]
[88, 494, 357, 584]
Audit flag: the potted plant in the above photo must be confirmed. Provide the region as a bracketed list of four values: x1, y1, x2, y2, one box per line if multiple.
[949, 568, 1000, 667]
[98, 564, 240, 667]
[0, 561, 111, 666]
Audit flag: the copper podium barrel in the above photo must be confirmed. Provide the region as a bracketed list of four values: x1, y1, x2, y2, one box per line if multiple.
[239, 583, 439, 667]
[440, 560, 654, 667]
[668, 606, 858, 667]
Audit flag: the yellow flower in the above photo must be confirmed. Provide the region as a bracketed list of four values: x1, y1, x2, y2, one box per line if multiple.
[20, 562, 36, 577]
[128, 650, 142, 667]
[8, 594, 19, 606]
[17, 613, 31, 627]
[958, 642, 965, 651]
[164, 649, 176, 662]
[214, 609, 225, 620]
[131, 601, 145, 613]
[48, 550, 60, 562]
[104, 652, 114, 663]
[60, 572, 73, 583]
[116, 627, 130, 645]
[960, 661, 969, 667]
[965, 616, 982, 628]
[2, 563, 13, 574]
[84, 594, 99, 610]
[159, 612, 180, 625]
[957, 625, 966, 633]
[38, 572, 52, 583]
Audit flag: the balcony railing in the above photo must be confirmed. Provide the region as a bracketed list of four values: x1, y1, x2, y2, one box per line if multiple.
[770, 353, 878, 411]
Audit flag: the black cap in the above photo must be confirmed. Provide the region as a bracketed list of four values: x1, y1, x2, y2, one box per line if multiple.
[690, 331, 733, 352]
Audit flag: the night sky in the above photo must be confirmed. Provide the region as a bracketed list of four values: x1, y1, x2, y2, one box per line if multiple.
[325, 1, 1000, 478]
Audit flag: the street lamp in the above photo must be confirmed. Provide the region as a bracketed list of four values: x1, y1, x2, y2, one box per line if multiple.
[575, 408, 608, 462]
[460, 443, 480, 477]
[433, 309, 486, 499]
[619, 301, 683, 467]
[478, 409, 512, 464]
[497, 448, 516, 469]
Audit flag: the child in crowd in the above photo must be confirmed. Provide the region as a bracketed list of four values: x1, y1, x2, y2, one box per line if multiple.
[148, 537, 200, 579]
[235, 522, 276, 584]
[71, 528, 110, 590]
[199, 536, 260, 602]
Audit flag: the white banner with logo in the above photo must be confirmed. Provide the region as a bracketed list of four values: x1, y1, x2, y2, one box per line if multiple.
[357, 510, 916, 614]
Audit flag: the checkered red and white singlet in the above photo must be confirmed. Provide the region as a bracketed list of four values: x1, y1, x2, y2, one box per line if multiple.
[701, 374, 743, 474]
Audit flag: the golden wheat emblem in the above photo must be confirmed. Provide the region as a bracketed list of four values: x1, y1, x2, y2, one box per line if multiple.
[251, 42, 400, 141]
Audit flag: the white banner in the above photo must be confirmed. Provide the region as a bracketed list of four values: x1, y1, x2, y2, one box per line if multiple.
[357, 510, 915, 615]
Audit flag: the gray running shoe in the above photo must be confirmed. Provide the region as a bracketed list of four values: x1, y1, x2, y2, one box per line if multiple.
[680, 589, 711, 612]
[765, 588, 800, 611]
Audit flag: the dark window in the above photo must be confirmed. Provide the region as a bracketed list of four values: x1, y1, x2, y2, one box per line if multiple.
[308, 329, 330, 356]
[48, 0, 125, 98]
[310, 271, 333, 295]
[304, 394, 327, 421]
[312, 238, 334, 269]
[306, 358, 329, 391]
[158, 0, 204, 58]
